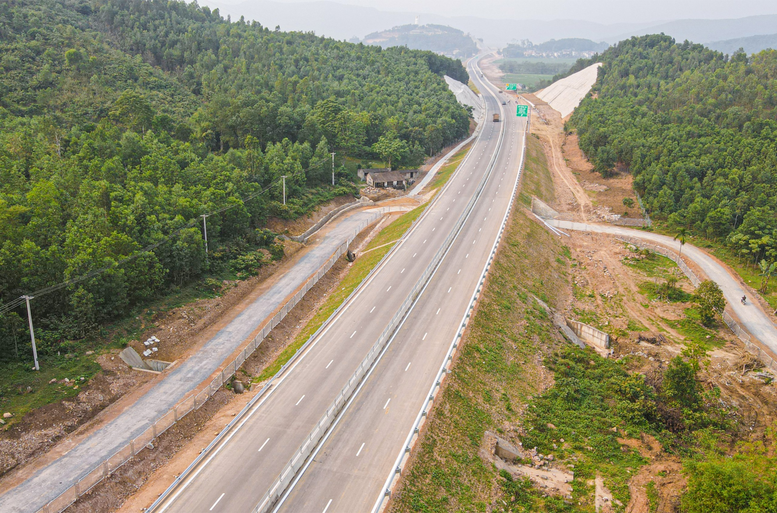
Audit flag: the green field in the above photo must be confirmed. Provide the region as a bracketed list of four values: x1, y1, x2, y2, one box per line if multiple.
[496, 56, 579, 65]
[501, 73, 554, 90]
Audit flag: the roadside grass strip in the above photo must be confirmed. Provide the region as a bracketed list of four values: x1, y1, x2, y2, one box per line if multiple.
[254, 204, 428, 382]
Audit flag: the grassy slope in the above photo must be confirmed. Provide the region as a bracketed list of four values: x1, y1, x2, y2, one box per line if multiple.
[429, 145, 471, 191]
[389, 135, 571, 511]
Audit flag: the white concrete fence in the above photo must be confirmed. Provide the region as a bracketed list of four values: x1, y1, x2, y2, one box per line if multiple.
[39, 207, 406, 513]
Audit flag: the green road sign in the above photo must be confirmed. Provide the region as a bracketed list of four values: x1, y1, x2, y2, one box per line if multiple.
[516, 104, 529, 117]
[506, 83, 517, 91]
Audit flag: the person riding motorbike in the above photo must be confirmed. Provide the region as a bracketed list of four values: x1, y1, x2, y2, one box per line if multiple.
[742, 295, 747, 304]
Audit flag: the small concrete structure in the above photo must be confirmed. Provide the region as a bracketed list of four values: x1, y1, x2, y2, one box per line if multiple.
[366, 170, 406, 189]
[566, 319, 611, 356]
[119, 347, 171, 373]
[531, 196, 559, 219]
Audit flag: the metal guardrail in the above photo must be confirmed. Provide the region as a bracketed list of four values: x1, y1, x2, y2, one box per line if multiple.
[372, 60, 527, 512]
[38, 207, 406, 513]
[148, 107, 491, 513]
[616, 236, 777, 372]
[253, 60, 507, 513]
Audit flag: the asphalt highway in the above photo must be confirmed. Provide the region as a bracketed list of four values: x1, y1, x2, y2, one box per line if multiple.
[154, 56, 523, 513]
[273, 59, 527, 513]
[0, 208, 385, 513]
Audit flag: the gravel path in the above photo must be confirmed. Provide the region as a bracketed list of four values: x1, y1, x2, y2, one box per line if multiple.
[548, 220, 777, 351]
[0, 210, 382, 513]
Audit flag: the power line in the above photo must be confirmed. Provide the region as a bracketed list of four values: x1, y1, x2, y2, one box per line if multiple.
[0, 298, 27, 317]
[1, 169, 306, 314]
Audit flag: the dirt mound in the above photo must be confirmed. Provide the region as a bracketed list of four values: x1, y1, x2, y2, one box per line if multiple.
[0, 355, 151, 479]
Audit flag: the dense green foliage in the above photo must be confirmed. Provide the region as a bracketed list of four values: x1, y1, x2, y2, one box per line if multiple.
[363, 24, 478, 61]
[0, 0, 470, 362]
[682, 427, 777, 513]
[569, 35, 777, 265]
[522, 347, 655, 504]
[522, 343, 727, 507]
[693, 280, 726, 326]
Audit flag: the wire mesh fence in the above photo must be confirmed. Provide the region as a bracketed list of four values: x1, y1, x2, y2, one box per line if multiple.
[39, 207, 401, 513]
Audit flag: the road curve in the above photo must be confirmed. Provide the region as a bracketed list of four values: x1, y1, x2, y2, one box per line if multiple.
[548, 220, 777, 350]
[152, 57, 512, 513]
[273, 56, 527, 513]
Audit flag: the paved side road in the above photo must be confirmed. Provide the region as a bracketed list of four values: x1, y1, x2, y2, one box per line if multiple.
[0, 209, 384, 513]
[548, 220, 777, 350]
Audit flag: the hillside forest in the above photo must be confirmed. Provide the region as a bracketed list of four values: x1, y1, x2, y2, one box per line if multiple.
[569, 35, 777, 268]
[0, 0, 471, 362]
[362, 24, 479, 59]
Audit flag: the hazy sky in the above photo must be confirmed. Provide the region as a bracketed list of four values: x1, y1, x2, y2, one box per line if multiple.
[216, 0, 777, 24]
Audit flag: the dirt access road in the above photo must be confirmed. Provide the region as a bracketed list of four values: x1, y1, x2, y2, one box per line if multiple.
[0, 206, 393, 513]
[549, 220, 777, 350]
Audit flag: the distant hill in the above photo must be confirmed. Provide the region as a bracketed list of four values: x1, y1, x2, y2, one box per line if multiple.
[503, 38, 609, 59]
[707, 33, 777, 55]
[362, 24, 478, 58]
[607, 14, 777, 44]
[202, 0, 650, 47]
[203, 1, 777, 49]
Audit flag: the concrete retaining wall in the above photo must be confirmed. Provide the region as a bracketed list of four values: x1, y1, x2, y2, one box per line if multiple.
[566, 319, 610, 354]
[613, 217, 648, 227]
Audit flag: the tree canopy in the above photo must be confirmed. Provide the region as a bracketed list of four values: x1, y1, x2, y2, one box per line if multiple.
[568, 35, 777, 265]
[0, 0, 471, 361]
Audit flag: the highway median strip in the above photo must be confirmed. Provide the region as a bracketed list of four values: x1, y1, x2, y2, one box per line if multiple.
[253, 205, 428, 383]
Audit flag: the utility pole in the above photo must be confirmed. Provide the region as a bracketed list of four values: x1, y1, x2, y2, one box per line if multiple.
[22, 296, 39, 371]
[282, 175, 286, 205]
[201, 214, 209, 258]
[331, 152, 336, 186]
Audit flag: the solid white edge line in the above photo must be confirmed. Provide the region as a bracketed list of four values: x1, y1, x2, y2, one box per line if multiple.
[164, 54, 501, 513]
[371, 54, 527, 513]
[269, 133, 490, 511]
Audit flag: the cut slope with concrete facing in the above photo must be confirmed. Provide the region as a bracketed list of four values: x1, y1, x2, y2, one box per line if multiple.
[536, 63, 602, 118]
[445, 74, 483, 122]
